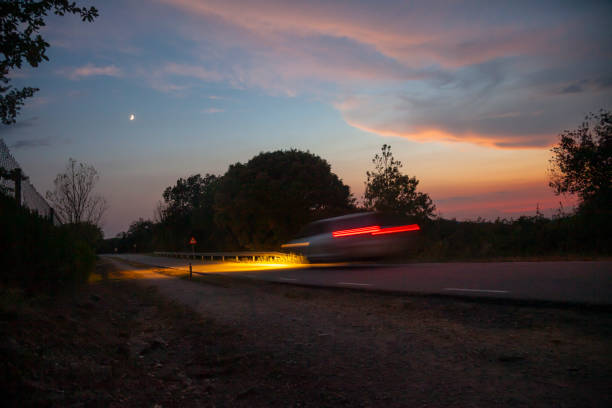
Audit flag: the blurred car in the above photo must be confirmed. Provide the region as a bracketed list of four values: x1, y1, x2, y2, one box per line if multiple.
[281, 212, 420, 262]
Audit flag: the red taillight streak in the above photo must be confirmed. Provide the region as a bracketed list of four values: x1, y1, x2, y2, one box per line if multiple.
[333, 224, 420, 238]
[371, 224, 420, 235]
[332, 225, 381, 237]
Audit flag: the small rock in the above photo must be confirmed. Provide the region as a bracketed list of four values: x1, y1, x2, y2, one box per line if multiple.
[236, 387, 258, 399]
[0, 337, 21, 354]
[498, 354, 525, 363]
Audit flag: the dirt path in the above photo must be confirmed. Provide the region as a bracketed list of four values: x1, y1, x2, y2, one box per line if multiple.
[104, 256, 612, 408]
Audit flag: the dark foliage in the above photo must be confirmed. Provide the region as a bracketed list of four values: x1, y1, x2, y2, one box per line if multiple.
[414, 211, 611, 260]
[214, 150, 355, 249]
[100, 174, 222, 253]
[0, 194, 100, 291]
[549, 110, 611, 214]
[159, 174, 220, 250]
[105, 146, 610, 258]
[101, 218, 156, 254]
[0, 0, 98, 124]
[365, 144, 435, 219]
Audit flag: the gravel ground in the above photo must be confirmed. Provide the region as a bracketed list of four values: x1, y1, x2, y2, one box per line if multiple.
[2, 257, 611, 407]
[105, 256, 612, 407]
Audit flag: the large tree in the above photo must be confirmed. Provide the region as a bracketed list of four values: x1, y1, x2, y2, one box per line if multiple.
[45, 158, 107, 226]
[1, 1, 98, 124]
[214, 150, 354, 249]
[364, 144, 435, 219]
[549, 110, 611, 212]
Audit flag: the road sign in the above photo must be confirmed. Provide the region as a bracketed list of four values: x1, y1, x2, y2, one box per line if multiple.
[189, 237, 197, 245]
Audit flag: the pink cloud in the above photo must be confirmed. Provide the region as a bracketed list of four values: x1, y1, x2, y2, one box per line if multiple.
[153, 0, 611, 149]
[433, 181, 577, 220]
[203, 108, 224, 114]
[162, 63, 224, 82]
[62, 64, 122, 80]
[139, 63, 225, 95]
[160, 0, 563, 70]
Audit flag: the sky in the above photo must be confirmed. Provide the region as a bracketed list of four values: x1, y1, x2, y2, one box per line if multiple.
[1, 0, 611, 237]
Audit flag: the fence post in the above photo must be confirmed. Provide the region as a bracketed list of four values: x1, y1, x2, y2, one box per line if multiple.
[14, 168, 22, 207]
[189, 263, 192, 280]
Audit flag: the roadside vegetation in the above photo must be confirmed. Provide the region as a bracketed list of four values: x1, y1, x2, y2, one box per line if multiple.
[1, 156, 106, 293]
[1, 2, 103, 292]
[103, 149, 357, 253]
[0, 194, 101, 291]
[415, 211, 611, 261]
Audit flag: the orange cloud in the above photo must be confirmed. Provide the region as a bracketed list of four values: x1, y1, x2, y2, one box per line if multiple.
[344, 118, 555, 150]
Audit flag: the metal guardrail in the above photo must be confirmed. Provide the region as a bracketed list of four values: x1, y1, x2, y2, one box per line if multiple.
[154, 251, 287, 262]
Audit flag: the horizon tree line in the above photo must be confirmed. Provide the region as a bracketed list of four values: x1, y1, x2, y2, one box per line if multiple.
[105, 108, 610, 255]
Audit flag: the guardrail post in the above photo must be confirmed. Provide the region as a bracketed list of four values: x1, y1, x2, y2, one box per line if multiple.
[189, 263, 192, 280]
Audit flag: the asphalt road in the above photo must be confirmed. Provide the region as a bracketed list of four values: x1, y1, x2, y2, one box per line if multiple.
[108, 253, 612, 304]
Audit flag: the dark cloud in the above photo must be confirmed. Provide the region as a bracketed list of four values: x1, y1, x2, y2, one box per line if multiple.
[0, 116, 39, 133]
[10, 138, 52, 149]
[559, 77, 612, 95]
[561, 83, 584, 94]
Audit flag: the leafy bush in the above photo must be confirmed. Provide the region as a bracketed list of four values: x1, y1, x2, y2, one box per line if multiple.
[413, 211, 611, 260]
[0, 195, 99, 291]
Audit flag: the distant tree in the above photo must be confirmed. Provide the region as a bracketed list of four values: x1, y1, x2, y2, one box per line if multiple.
[214, 150, 354, 249]
[549, 110, 611, 212]
[46, 158, 108, 225]
[160, 173, 220, 249]
[364, 144, 436, 219]
[153, 200, 167, 223]
[123, 218, 155, 252]
[162, 174, 219, 220]
[1, 1, 98, 124]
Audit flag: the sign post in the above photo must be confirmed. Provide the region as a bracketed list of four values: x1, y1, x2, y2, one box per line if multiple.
[189, 236, 197, 259]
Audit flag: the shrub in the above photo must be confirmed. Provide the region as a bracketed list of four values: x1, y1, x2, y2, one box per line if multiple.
[0, 195, 97, 291]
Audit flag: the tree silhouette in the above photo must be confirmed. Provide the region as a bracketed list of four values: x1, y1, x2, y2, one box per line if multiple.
[549, 110, 611, 213]
[214, 150, 354, 249]
[1, 1, 98, 124]
[45, 158, 107, 225]
[160, 174, 220, 249]
[364, 144, 435, 219]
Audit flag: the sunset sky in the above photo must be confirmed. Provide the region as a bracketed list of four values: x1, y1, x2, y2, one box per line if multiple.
[1, 0, 611, 237]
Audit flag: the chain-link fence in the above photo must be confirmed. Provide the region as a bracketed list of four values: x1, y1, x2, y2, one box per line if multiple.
[0, 138, 61, 225]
